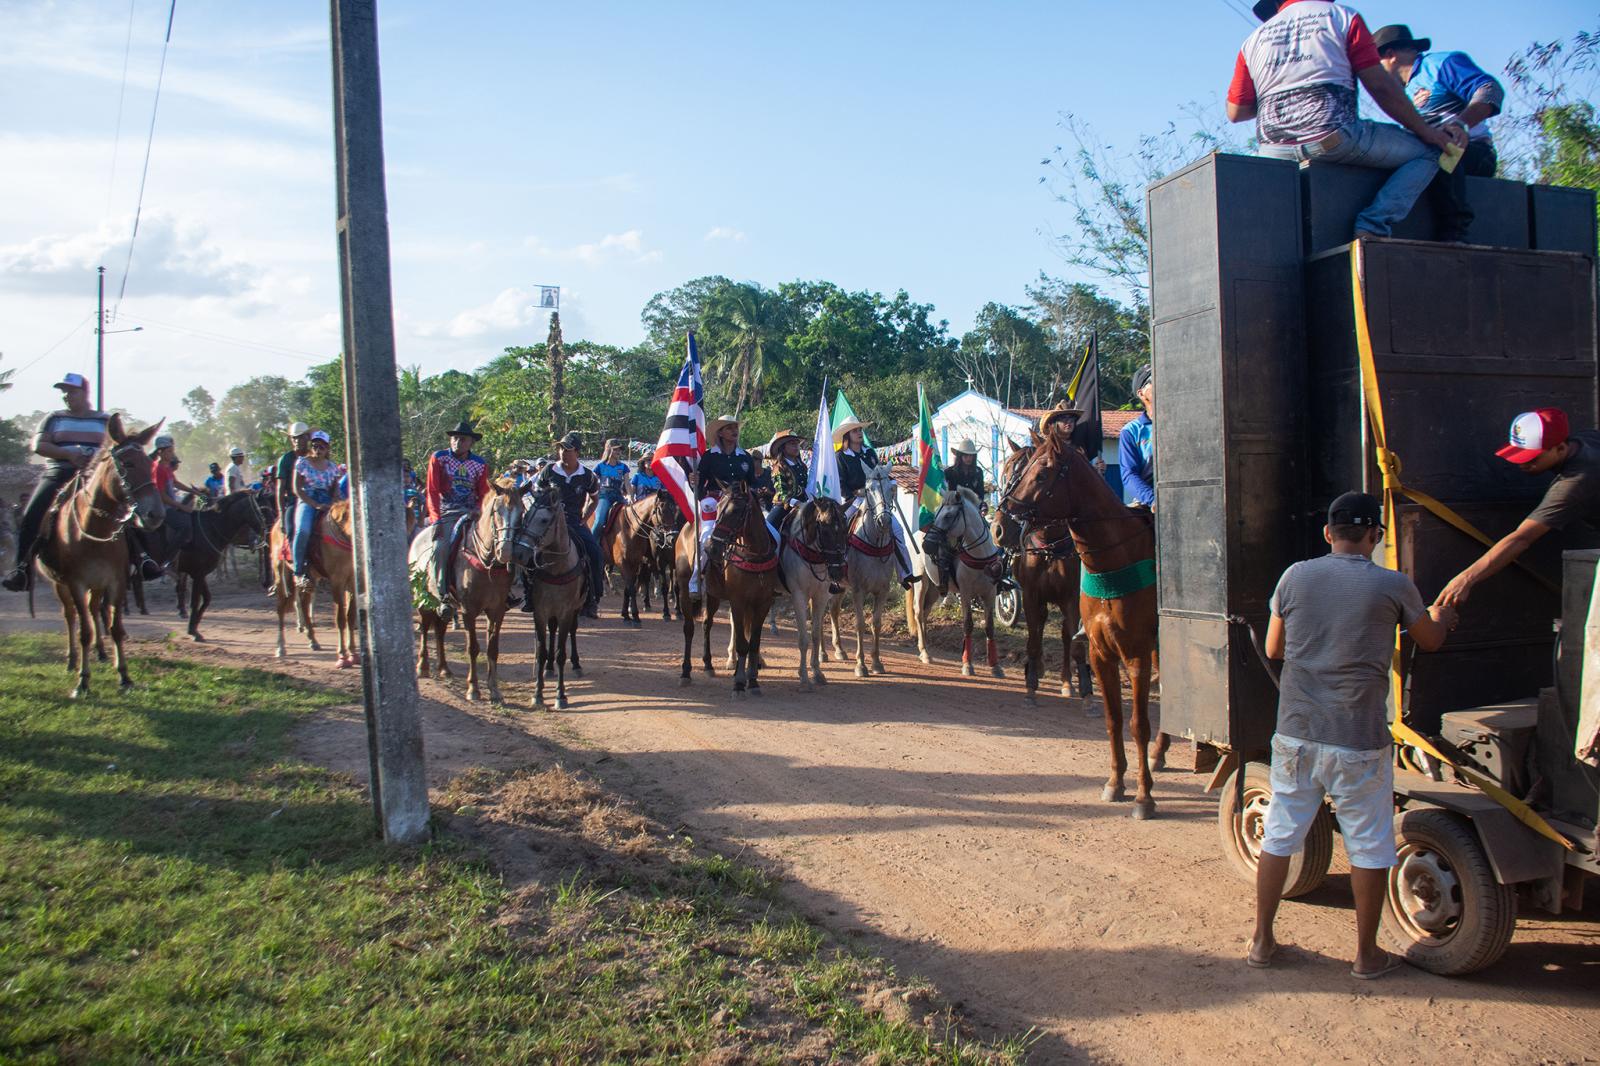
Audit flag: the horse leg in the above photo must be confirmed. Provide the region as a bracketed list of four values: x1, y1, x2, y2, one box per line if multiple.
[809, 591, 828, 685]
[726, 609, 739, 671]
[1150, 649, 1170, 771]
[275, 590, 289, 658]
[1089, 644, 1128, 802]
[464, 613, 482, 701]
[730, 605, 748, 697]
[960, 588, 975, 677]
[679, 582, 695, 685]
[302, 585, 322, 651]
[567, 622, 582, 677]
[852, 592, 869, 678]
[555, 619, 571, 710]
[1128, 654, 1157, 819]
[189, 573, 210, 642]
[829, 596, 845, 661]
[131, 568, 148, 616]
[793, 591, 812, 692]
[416, 613, 432, 678]
[533, 618, 550, 711]
[70, 588, 92, 698]
[485, 612, 504, 704]
[986, 592, 1003, 679]
[434, 608, 452, 678]
[747, 606, 765, 696]
[701, 596, 718, 676]
[912, 585, 933, 665]
[57, 584, 79, 675]
[1022, 589, 1045, 704]
[91, 592, 109, 662]
[176, 572, 188, 618]
[110, 596, 132, 689]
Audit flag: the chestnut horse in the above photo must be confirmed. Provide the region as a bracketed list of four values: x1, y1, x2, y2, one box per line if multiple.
[601, 490, 679, 626]
[995, 438, 1085, 705]
[1002, 412, 1168, 819]
[410, 483, 528, 701]
[673, 482, 779, 696]
[271, 502, 358, 665]
[34, 417, 166, 697]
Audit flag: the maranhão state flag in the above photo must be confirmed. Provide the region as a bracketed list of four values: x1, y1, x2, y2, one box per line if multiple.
[915, 382, 944, 530]
[649, 332, 706, 528]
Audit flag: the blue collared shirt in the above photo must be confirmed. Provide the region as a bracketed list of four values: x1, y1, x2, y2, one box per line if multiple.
[1119, 413, 1155, 506]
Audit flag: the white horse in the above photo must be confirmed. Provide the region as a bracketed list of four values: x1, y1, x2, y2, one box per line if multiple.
[913, 487, 1004, 677]
[830, 465, 898, 677]
[773, 497, 848, 691]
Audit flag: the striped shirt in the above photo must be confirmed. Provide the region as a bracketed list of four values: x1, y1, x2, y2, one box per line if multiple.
[1270, 552, 1426, 750]
[33, 409, 110, 475]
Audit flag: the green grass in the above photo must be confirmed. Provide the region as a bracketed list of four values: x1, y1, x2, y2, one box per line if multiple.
[0, 634, 1027, 1064]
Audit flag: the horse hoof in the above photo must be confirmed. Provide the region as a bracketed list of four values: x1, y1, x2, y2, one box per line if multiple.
[961, 663, 974, 677]
[466, 689, 478, 702]
[1132, 799, 1157, 820]
[855, 665, 868, 679]
[533, 701, 549, 712]
[1101, 785, 1126, 803]
[798, 681, 813, 693]
[571, 667, 584, 678]
[275, 648, 286, 660]
[813, 672, 828, 686]
[490, 694, 504, 706]
[872, 662, 886, 675]
[556, 697, 569, 710]
[95, 650, 108, 662]
[679, 676, 692, 687]
[308, 641, 322, 651]
[749, 685, 762, 697]
[990, 666, 1005, 679]
[1024, 693, 1038, 706]
[732, 689, 746, 700]
[189, 633, 205, 643]
[919, 652, 931, 665]
[1152, 753, 1168, 773]
[119, 679, 134, 691]
[70, 687, 86, 700]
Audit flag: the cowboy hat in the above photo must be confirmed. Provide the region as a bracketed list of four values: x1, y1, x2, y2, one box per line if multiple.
[229, 446, 245, 458]
[831, 416, 871, 445]
[1371, 24, 1431, 54]
[447, 419, 482, 440]
[765, 428, 800, 453]
[951, 438, 979, 455]
[706, 414, 741, 442]
[287, 421, 311, 438]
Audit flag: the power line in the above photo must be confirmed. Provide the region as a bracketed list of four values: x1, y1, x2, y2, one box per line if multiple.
[1217, 0, 1256, 26]
[105, 0, 138, 221]
[114, 0, 176, 315]
[12, 314, 96, 376]
[115, 313, 329, 362]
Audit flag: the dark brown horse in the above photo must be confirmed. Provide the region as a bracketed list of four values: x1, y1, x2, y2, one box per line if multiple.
[601, 490, 679, 626]
[1002, 412, 1169, 818]
[524, 490, 587, 711]
[175, 491, 268, 641]
[673, 481, 779, 696]
[996, 438, 1085, 705]
[34, 417, 166, 697]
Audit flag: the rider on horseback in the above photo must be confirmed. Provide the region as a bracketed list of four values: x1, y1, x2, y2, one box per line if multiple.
[3, 373, 115, 592]
[936, 438, 990, 594]
[836, 418, 918, 590]
[764, 429, 807, 531]
[293, 431, 342, 593]
[534, 431, 605, 619]
[590, 438, 629, 537]
[424, 420, 492, 622]
[689, 414, 764, 595]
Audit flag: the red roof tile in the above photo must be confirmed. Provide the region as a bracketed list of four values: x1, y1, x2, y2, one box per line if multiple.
[1007, 407, 1139, 436]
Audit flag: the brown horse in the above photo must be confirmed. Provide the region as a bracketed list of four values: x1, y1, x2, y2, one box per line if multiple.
[673, 482, 779, 696]
[996, 438, 1085, 705]
[601, 491, 677, 626]
[34, 417, 166, 697]
[271, 503, 358, 665]
[524, 490, 587, 711]
[1002, 412, 1168, 819]
[409, 483, 528, 702]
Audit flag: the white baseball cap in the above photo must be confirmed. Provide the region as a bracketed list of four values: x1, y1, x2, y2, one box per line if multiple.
[54, 372, 89, 391]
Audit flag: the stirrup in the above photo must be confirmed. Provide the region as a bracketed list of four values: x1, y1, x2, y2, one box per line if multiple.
[1, 566, 28, 592]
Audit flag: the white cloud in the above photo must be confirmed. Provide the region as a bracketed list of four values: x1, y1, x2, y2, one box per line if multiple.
[703, 226, 747, 243]
[522, 229, 662, 266]
[0, 213, 255, 299]
[419, 286, 588, 343]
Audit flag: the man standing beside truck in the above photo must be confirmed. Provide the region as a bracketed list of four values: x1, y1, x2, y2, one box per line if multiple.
[1436, 409, 1600, 765]
[1251, 492, 1456, 978]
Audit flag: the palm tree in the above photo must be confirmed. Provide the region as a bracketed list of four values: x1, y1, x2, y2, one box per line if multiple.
[700, 283, 787, 416]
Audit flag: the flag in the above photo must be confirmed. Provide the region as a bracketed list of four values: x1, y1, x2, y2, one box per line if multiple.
[650, 332, 706, 526]
[1065, 331, 1102, 460]
[538, 285, 560, 309]
[831, 389, 870, 450]
[915, 382, 944, 529]
[808, 386, 842, 501]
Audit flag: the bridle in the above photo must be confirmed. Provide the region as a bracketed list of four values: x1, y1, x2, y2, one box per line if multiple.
[196, 492, 268, 555]
[999, 436, 1150, 568]
[790, 498, 847, 579]
[854, 472, 894, 544]
[935, 491, 999, 563]
[71, 442, 159, 543]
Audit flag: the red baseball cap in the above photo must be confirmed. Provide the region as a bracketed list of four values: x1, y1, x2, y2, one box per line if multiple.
[1496, 408, 1569, 463]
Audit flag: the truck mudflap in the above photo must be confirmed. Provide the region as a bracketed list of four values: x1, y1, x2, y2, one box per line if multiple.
[1395, 773, 1565, 886]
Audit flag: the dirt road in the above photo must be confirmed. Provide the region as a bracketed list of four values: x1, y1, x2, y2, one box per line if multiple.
[7, 576, 1597, 1064]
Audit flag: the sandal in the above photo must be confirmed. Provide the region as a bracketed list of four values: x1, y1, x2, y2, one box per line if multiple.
[1351, 953, 1406, 980]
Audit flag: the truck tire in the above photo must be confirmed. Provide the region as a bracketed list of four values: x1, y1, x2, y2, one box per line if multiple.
[1381, 808, 1517, 975]
[1217, 761, 1333, 898]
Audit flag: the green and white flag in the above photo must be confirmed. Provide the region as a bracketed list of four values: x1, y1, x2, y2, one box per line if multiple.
[832, 389, 870, 450]
[809, 388, 842, 501]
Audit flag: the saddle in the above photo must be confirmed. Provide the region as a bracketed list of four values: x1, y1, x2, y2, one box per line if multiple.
[601, 502, 625, 541]
[430, 512, 474, 604]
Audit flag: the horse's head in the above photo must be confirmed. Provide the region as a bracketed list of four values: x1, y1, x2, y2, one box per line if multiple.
[652, 489, 681, 529]
[1001, 412, 1079, 525]
[708, 483, 758, 559]
[932, 486, 984, 550]
[483, 478, 526, 568]
[803, 497, 848, 579]
[993, 439, 1034, 549]
[106, 416, 166, 531]
[518, 488, 561, 563]
[227, 489, 267, 549]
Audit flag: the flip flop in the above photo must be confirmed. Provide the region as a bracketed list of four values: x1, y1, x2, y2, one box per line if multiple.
[1352, 953, 1406, 980]
[1245, 943, 1276, 969]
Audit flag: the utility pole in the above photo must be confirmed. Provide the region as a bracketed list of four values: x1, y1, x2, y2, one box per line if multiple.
[96, 266, 105, 411]
[330, 0, 429, 845]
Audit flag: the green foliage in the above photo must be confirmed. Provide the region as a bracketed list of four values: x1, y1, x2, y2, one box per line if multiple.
[302, 359, 349, 461]
[1506, 22, 1600, 246]
[0, 415, 29, 464]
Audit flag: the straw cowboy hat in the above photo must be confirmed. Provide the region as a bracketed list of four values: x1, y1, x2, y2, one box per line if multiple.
[765, 428, 800, 453]
[951, 438, 979, 455]
[706, 414, 741, 443]
[831, 416, 871, 446]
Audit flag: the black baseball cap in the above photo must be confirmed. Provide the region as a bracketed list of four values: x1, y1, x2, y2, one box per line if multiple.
[1328, 491, 1382, 527]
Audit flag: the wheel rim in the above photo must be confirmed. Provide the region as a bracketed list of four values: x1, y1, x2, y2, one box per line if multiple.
[1234, 784, 1272, 864]
[1390, 843, 1463, 941]
[996, 589, 1017, 624]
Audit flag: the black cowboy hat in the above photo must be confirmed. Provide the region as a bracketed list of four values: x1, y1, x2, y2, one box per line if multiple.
[447, 419, 482, 440]
[1371, 24, 1431, 54]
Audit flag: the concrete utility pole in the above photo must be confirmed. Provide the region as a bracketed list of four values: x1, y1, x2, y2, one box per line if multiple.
[95, 267, 105, 411]
[329, 0, 429, 845]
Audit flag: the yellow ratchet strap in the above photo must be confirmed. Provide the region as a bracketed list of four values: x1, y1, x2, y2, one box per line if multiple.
[1350, 242, 1573, 852]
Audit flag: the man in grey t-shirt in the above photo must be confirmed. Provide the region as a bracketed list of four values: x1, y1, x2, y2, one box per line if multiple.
[1249, 491, 1455, 979]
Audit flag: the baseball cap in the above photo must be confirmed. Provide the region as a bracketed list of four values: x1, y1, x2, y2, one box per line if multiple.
[154, 434, 175, 449]
[1328, 491, 1382, 528]
[310, 430, 331, 444]
[1496, 408, 1569, 463]
[230, 446, 245, 458]
[54, 372, 89, 391]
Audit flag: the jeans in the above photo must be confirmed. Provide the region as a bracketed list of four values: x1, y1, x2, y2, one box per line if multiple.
[1462, 140, 1498, 178]
[590, 490, 622, 536]
[11, 466, 75, 568]
[1259, 121, 1438, 237]
[292, 493, 331, 577]
[1261, 734, 1397, 869]
[568, 519, 604, 606]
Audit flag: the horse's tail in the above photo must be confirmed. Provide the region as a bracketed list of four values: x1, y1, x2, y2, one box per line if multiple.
[904, 586, 918, 639]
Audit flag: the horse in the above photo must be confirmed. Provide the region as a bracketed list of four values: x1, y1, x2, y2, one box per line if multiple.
[995, 438, 1087, 705]
[827, 464, 899, 678]
[523, 490, 587, 710]
[175, 491, 268, 642]
[673, 482, 778, 696]
[645, 492, 684, 621]
[270, 502, 358, 665]
[1001, 411, 1169, 819]
[33, 417, 166, 698]
[777, 496, 847, 692]
[919, 487, 1005, 678]
[408, 483, 529, 703]
[601, 491, 676, 626]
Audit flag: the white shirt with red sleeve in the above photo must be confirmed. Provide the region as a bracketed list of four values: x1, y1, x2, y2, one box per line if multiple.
[1227, 0, 1382, 146]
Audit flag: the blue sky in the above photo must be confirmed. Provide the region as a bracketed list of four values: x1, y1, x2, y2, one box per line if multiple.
[1, 0, 1590, 423]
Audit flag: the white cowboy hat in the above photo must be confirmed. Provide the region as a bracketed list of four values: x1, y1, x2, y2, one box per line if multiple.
[287, 421, 311, 437]
[951, 438, 979, 455]
[706, 414, 741, 443]
[831, 416, 871, 445]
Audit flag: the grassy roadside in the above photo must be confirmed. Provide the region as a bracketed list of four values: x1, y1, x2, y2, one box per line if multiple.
[0, 634, 1028, 1063]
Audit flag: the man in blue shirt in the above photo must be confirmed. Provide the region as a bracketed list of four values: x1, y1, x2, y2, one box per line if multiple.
[1119, 364, 1155, 509]
[1375, 25, 1503, 178]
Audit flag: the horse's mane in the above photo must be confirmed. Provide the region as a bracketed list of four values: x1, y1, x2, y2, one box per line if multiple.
[327, 499, 352, 530]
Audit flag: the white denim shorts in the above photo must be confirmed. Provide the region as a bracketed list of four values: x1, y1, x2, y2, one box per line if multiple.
[1261, 733, 1397, 869]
